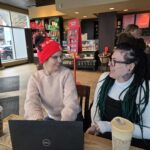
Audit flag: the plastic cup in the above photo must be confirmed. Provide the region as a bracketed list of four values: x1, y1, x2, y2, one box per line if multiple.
[111, 116, 134, 150]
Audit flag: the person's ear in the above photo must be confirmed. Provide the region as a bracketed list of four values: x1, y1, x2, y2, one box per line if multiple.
[128, 63, 135, 73]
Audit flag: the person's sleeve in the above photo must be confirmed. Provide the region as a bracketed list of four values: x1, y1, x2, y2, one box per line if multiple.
[96, 121, 111, 133]
[61, 71, 80, 121]
[91, 72, 109, 127]
[24, 75, 44, 120]
[133, 96, 150, 139]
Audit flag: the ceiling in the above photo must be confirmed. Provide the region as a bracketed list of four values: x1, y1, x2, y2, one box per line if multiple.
[0, 0, 150, 19]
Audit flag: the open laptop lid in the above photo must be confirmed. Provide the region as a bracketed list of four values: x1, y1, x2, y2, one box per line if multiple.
[9, 120, 83, 150]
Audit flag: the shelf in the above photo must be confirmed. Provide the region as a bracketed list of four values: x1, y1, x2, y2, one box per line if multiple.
[62, 59, 98, 71]
[82, 50, 97, 52]
[30, 16, 63, 46]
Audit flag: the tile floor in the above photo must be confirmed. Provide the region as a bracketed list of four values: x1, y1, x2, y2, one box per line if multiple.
[0, 63, 101, 116]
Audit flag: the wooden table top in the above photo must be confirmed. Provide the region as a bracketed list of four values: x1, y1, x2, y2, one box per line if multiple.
[84, 133, 143, 150]
[0, 114, 143, 150]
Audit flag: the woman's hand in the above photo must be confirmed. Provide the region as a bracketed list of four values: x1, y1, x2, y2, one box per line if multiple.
[86, 124, 100, 135]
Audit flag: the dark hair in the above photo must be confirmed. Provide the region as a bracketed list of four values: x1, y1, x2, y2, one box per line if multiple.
[35, 35, 46, 52]
[97, 40, 149, 137]
[125, 24, 139, 33]
[116, 32, 135, 46]
[117, 32, 146, 51]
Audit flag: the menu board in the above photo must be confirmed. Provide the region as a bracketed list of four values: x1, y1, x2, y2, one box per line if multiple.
[123, 14, 135, 29]
[135, 13, 150, 28]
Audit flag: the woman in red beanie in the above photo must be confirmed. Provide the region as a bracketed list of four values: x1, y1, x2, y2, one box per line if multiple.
[24, 35, 81, 121]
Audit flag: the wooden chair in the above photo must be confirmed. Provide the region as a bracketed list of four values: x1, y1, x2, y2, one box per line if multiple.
[76, 84, 91, 131]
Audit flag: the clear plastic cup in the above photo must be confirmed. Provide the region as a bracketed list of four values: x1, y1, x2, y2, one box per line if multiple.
[111, 116, 134, 150]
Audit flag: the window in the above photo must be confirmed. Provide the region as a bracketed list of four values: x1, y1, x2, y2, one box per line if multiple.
[0, 9, 29, 64]
[0, 27, 14, 62]
[0, 9, 11, 26]
[13, 28, 27, 59]
[10, 11, 30, 28]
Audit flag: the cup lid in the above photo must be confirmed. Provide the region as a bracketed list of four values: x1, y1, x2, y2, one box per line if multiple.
[111, 116, 134, 132]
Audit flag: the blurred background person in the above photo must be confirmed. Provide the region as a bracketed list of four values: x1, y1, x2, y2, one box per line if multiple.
[117, 24, 146, 51]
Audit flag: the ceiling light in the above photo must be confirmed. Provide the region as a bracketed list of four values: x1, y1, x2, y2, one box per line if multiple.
[75, 12, 79, 14]
[83, 16, 87, 18]
[109, 7, 115, 10]
[123, 9, 128, 12]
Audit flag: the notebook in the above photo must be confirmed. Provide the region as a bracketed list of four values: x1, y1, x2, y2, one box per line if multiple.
[9, 120, 83, 150]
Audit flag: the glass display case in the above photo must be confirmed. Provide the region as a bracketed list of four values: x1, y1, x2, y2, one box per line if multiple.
[62, 39, 99, 70]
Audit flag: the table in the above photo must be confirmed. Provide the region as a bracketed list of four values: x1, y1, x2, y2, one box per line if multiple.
[84, 133, 142, 150]
[0, 114, 23, 150]
[0, 114, 143, 150]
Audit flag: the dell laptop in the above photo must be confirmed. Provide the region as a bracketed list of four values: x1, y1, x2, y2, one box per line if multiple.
[9, 120, 83, 150]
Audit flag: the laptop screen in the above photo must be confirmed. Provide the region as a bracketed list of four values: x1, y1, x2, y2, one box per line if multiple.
[9, 120, 83, 150]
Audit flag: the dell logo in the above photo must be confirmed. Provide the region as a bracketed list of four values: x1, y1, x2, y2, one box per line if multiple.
[42, 139, 51, 147]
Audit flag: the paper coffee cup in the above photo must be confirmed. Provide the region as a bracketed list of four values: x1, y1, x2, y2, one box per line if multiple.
[111, 117, 134, 150]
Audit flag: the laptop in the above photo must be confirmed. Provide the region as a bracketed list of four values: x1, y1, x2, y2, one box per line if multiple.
[9, 120, 83, 150]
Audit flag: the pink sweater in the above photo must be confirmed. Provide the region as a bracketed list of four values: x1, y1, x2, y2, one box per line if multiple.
[24, 66, 80, 121]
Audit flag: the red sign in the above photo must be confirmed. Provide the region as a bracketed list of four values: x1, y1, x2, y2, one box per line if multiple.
[136, 13, 150, 28]
[68, 19, 82, 53]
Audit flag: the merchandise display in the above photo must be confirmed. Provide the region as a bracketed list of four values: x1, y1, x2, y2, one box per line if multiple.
[30, 16, 63, 64]
[30, 17, 63, 45]
[62, 40, 99, 70]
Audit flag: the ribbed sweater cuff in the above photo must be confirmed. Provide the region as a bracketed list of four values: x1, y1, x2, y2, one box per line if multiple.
[97, 121, 111, 134]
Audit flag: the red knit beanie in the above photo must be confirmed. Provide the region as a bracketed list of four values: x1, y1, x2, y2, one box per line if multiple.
[35, 37, 61, 64]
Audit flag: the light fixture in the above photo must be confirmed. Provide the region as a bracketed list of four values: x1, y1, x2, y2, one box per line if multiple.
[123, 9, 128, 12]
[75, 12, 79, 14]
[109, 7, 115, 10]
[83, 16, 87, 18]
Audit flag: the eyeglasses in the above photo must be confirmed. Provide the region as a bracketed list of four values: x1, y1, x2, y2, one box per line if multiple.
[109, 58, 130, 66]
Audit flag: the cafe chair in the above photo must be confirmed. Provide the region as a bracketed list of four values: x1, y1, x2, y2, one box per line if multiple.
[0, 96, 19, 119]
[0, 76, 20, 119]
[76, 84, 91, 132]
